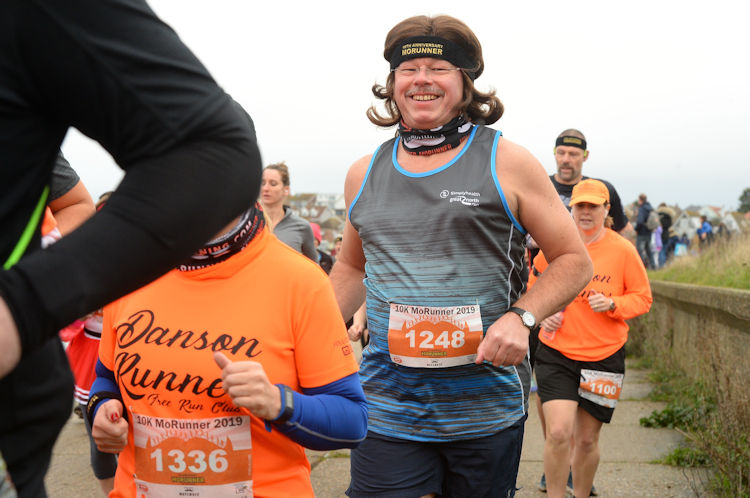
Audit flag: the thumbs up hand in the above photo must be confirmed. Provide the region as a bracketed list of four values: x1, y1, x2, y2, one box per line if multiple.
[214, 352, 282, 420]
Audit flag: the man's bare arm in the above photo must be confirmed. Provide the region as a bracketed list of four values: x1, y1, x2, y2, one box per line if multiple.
[48, 180, 96, 235]
[476, 140, 591, 366]
[329, 155, 370, 322]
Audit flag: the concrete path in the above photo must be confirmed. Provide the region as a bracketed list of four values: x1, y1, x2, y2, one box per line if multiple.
[45, 360, 703, 497]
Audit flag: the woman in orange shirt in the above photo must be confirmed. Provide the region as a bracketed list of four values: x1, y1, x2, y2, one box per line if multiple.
[529, 179, 652, 498]
[89, 204, 367, 497]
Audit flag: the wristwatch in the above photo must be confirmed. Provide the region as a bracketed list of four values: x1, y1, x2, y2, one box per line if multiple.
[509, 307, 536, 330]
[609, 299, 616, 311]
[273, 384, 295, 424]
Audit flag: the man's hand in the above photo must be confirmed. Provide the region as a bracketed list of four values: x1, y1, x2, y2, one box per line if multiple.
[346, 303, 368, 342]
[92, 399, 128, 454]
[475, 313, 529, 367]
[347, 322, 366, 342]
[540, 311, 564, 332]
[214, 352, 282, 420]
[0, 298, 21, 378]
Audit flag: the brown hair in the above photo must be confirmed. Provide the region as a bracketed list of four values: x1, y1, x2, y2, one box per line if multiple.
[367, 15, 503, 127]
[604, 201, 613, 228]
[263, 162, 290, 187]
[605, 215, 614, 229]
[557, 128, 586, 141]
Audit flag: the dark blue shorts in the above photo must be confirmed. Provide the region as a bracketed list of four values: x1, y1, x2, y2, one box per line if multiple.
[346, 416, 526, 498]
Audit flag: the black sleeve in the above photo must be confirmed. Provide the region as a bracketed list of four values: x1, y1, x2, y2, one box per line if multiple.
[18, 0, 231, 167]
[0, 102, 262, 354]
[0, 1, 262, 354]
[602, 180, 628, 232]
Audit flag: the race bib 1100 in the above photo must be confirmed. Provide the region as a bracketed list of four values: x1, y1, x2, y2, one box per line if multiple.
[578, 369, 624, 408]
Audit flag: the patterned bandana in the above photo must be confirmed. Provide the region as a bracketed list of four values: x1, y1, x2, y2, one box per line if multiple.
[398, 115, 473, 156]
[178, 203, 265, 272]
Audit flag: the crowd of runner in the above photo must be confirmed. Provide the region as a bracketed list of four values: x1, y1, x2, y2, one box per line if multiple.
[0, 3, 653, 498]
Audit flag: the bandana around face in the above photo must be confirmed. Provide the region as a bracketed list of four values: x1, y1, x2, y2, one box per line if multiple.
[398, 115, 473, 156]
[178, 203, 265, 271]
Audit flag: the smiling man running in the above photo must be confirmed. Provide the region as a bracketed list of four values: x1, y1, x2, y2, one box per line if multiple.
[330, 14, 592, 498]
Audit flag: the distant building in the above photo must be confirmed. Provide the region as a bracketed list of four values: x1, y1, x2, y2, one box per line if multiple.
[672, 205, 747, 238]
[672, 210, 701, 239]
[719, 212, 747, 234]
[287, 192, 345, 242]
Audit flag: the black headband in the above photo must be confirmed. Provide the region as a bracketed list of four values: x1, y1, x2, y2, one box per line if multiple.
[388, 36, 478, 80]
[555, 136, 587, 150]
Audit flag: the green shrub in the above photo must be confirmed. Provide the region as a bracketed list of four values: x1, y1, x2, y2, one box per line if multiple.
[659, 445, 711, 467]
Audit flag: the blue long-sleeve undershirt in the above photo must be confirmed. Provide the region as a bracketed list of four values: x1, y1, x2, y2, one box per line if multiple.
[269, 373, 368, 450]
[89, 361, 367, 450]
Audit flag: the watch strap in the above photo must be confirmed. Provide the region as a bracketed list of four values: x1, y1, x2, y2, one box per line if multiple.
[508, 306, 535, 329]
[272, 384, 295, 424]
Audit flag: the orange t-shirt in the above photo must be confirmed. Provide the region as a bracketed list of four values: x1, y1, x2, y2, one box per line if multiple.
[100, 228, 358, 497]
[529, 229, 652, 361]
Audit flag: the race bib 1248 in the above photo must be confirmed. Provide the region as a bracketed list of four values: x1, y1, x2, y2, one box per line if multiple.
[387, 303, 483, 368]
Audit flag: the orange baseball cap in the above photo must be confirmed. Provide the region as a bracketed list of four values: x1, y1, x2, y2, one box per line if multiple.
[570, 179, 609, 206]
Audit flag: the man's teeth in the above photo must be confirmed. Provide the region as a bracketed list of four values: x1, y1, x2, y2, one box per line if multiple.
[413, 95, 438, 101]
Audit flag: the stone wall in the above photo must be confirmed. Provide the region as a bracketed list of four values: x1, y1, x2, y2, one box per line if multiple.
[628, 281, 750, 407]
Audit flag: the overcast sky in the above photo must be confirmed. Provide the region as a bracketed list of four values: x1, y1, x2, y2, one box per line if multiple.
[62, 0, 749, 211]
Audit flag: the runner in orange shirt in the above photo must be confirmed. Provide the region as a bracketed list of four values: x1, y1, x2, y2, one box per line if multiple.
[89, 204, 367, 497]
[529, 179, 652, 498]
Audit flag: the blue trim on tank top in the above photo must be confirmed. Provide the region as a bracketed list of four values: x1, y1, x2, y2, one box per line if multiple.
[348, 145, 381, 220]
[391, 125, 479, 177]
[490, 131, 526, 234]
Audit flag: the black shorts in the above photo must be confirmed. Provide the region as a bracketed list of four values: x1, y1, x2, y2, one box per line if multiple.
[528, 325, 541, 369]
[347, 417, 525, 498]
[535, 342, 625, 423]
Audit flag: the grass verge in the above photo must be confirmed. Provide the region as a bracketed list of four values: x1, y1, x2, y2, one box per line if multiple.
[648, 231, 750, 289]
[637, 355, 749, 497]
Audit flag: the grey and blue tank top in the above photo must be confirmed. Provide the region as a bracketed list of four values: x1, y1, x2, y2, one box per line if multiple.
[349, 125, 531, 442]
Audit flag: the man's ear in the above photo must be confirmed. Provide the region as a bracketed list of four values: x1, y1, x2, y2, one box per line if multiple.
[583, 150, 590, 160]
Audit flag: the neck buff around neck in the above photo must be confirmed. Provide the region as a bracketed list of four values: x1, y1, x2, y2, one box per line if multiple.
[398, 115, 473, 156]
[178, 203, 265, 272]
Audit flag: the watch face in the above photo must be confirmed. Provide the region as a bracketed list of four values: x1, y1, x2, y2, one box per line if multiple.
[521, 312, 535, 327]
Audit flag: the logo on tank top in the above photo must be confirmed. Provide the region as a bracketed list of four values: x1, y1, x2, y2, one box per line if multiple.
[439, 189, 480, 207]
